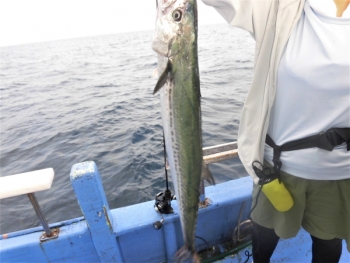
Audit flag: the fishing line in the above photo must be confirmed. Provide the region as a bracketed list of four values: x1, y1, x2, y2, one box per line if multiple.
[195, 235, 209, 248]
[243, 250, 253, 263]
[236, 187, 261, 263]
[195, 235, 212, 256]
[162, 130, 169, 191]
[246, 182, 264, 262]
[247, 185, 263, 221]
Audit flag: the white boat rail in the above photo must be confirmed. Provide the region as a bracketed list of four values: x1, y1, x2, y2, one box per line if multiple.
[0, 168, 58, 241]
[203, 142, 238, 164]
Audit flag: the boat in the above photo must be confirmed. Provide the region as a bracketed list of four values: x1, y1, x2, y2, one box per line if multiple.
[0, 142, 349, 262]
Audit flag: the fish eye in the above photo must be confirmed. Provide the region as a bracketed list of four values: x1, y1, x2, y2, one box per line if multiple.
[172, 9, 182, 22]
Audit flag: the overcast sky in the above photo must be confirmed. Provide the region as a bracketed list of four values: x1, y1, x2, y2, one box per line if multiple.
[0, 0, 225, 47]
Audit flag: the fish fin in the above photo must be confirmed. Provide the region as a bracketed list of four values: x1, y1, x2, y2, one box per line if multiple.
[153, 59, 171, 95]
[152, 68, 158, 79]
[201, 161, 215, 185]
[174, 246, 200, 263]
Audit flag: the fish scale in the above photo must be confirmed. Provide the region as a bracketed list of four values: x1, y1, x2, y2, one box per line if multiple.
[152, 1, 211, 261]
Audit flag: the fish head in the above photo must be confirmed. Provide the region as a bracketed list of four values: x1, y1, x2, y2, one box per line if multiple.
[152, 0, 197, 59]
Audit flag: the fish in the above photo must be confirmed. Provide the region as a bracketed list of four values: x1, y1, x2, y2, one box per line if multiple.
[152, 0, 214, 262]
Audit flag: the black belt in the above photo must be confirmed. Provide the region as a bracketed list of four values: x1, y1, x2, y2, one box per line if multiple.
[253, 128, 350, 185]
[266, 127, 350, 167]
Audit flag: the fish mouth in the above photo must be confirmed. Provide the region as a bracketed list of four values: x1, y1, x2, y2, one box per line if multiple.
[152, 37, 171, 58]
[152, 37, 180, 60]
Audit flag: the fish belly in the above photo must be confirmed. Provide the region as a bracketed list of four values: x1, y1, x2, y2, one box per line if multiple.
[160, 79, 202, 251]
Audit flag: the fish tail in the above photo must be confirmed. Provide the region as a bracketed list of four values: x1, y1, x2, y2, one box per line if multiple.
[174, 246, 201, 263]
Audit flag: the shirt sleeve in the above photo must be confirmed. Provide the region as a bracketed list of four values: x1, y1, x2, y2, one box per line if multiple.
[201, 0, 254, 35]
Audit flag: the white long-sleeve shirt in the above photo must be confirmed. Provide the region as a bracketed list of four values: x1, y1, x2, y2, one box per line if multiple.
[202, 0, 350, 182]
[264, 0, 350, 180]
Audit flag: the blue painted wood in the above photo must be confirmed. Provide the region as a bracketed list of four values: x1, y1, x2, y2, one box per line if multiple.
[162, 220, 180, 261]
[3, 169, 347, 263]
[39, 221, 100, 262]
[0, 217, 84, 240]
[108, 177, 253, 262]
[70, 161, 123, 263]
[0, 220, 100, 262]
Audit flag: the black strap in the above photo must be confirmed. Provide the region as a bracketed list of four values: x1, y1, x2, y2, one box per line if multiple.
[266, 128, 350, 153]
[254, 128, 350, 185]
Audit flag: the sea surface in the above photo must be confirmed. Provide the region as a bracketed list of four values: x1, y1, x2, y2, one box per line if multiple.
[0, 24, 254, 234]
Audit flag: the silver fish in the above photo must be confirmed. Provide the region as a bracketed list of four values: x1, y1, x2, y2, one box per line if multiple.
[152, 0, 214, 261]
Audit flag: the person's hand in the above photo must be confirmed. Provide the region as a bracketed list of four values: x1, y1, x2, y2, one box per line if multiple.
[334, 0, 350, 17]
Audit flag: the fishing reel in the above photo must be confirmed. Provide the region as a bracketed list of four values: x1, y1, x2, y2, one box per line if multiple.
[153, 131, 176, 230]
[155, 189, 175, 214]
[153, 189, 176, 230]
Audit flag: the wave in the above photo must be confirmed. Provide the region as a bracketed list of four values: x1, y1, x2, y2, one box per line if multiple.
[0, 24, 254, 233]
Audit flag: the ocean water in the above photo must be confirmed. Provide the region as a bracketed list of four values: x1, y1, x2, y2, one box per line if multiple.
[0, 24, 254, 234]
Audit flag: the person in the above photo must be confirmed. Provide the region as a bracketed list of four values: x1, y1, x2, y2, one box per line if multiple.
[201, 0, 350, 262]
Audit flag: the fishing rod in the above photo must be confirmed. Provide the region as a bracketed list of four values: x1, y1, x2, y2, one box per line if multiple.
[162, 132, 170, 191]
[153, 130, 175, 230]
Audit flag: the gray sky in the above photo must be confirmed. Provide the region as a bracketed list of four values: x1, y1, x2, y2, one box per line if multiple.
[0, 0, 225, 47]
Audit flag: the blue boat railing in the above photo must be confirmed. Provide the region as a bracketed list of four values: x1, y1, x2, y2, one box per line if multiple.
[0, 142, 240, 241]
[0, 141, 248, 263]
[1, 142, 349, 262]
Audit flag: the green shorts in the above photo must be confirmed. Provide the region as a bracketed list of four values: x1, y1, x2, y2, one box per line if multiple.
[251, 165, 350, 252]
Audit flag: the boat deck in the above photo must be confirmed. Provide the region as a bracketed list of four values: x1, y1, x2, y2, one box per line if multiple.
[216, 228, 349, 263]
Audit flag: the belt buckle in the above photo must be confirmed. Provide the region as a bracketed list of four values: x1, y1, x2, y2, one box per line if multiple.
[326, 129, 344, 146]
